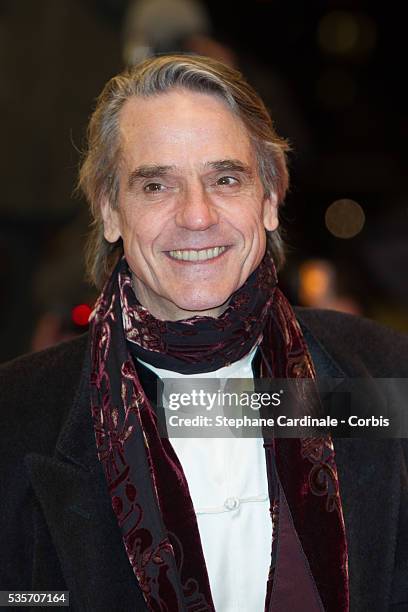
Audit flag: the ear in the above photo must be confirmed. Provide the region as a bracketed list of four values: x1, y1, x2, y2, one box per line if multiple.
[100, 196, 122, 243]
[263, 192, 279, 232]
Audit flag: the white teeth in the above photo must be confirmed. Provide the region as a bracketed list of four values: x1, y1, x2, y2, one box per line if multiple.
[168, 246, 226, 261]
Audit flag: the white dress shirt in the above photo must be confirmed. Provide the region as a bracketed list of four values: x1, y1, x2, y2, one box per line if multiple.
[138, 347, 272, 612]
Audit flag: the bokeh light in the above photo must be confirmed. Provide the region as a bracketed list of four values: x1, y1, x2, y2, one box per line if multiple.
[325, 199, 366, 238]
[71, 304, 92, 327]
[318, 11, 377, 58]
[299, 260, 335, 306]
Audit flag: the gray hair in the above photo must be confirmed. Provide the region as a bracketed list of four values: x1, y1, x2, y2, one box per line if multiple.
[78, 54, 290, 288]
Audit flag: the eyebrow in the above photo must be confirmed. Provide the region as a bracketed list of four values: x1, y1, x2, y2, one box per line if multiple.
[205, 159, 253, 175]
[127, 159, 253, 189]
[128, 165, 173, 188]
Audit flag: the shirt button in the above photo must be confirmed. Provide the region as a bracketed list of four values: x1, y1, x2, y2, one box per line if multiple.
[224, 497, 240, 511]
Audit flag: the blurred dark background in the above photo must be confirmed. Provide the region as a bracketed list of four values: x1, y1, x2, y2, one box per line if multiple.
[1, 0, 407, 363]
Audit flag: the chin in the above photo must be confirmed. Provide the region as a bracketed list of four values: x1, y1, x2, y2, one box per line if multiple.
[174, 291, 231, 315]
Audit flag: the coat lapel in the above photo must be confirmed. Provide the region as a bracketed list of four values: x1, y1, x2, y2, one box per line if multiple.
[24, 348, 147, 611]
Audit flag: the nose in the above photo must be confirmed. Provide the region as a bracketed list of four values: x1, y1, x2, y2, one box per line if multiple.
[175, 185, 219, 231]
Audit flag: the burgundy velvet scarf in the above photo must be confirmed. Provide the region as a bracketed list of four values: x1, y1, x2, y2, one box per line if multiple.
[89, 254, 349, 612]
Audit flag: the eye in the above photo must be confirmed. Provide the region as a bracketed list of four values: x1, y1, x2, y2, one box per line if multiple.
[144, 182, 165, 193]
[216, 176, 239, 187]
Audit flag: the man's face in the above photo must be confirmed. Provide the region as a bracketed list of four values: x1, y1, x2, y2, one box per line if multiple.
[102, 88, 278, 320]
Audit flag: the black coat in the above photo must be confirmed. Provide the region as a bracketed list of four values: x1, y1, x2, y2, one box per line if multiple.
[1, 308, 408, 611]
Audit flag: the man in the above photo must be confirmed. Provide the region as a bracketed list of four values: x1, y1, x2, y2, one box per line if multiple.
[1, 55, 407, 612]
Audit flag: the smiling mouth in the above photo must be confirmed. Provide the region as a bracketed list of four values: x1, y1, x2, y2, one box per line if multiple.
[167, 246, 228, 262]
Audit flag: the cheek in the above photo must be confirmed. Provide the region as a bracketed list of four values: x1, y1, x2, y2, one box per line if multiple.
[233, 202, 267, 236]
[119, 208, 170, 266]
[119, 207, 152, 244]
